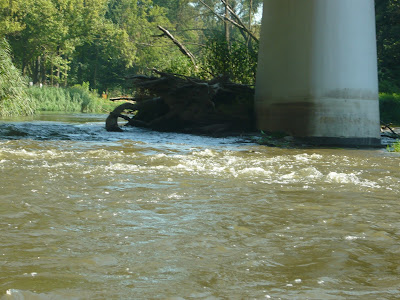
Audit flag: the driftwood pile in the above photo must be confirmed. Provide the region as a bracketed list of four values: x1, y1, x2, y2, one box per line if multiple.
[105, 70, 255, 135]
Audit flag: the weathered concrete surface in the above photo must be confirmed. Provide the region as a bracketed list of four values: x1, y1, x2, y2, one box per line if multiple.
[255, 0, 381, 146]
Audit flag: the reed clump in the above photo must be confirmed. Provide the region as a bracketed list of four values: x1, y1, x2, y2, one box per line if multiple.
[27, 84, 119, 113]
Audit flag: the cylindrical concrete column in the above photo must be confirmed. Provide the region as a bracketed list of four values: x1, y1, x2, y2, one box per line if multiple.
[255, 0, 380, 146]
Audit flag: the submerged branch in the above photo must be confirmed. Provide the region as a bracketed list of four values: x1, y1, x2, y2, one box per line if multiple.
[381, 122, 400, 138]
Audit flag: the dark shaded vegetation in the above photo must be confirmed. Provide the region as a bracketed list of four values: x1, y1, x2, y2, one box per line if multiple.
[376, 0, 400, 94]
[379, 93, 400, 125]
[375, 0, 400, 125]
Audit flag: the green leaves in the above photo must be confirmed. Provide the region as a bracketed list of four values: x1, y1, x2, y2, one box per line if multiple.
[201, 35, 258, 85]
[0, 0, 25, 36]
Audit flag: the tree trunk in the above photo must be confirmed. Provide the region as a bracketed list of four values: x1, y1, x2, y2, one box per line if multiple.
[224, 0, 230, 49]
[56, 47, 60, 87]
[249, 0, 253, 31]
[57, 66, 60, 88]
[51, 59, 54, 86]
[41, 54, 46, 84]
[93, 49, 98, 89]
[64, 57, 68, 87]
[33, 56, 40, 84]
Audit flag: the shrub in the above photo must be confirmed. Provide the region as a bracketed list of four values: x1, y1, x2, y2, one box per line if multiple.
[0, 38, 36, 116]
[379, 79, 400, 94]
[200, 35, 258, 85]
[160, 55, 198, 78]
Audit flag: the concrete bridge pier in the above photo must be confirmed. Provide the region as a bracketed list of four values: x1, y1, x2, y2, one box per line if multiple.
[255, 0, 381, 146]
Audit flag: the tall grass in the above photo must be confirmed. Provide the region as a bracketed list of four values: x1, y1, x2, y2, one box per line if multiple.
[0, 38, 36, 117]
[27, 84, 120, 114]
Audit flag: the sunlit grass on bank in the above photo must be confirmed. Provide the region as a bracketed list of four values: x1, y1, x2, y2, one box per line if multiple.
[387, 140, 400, 152]
[27, 84, 120, 114]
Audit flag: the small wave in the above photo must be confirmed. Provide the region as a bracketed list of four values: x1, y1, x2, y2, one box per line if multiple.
[191, 149, 217, 157]
[0, 125, 29, 137]
[238, 167, 273, 176]
[325, 172, 380, 189]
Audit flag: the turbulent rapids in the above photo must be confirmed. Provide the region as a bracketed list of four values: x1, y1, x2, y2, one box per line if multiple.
[1, 113, 399, 299]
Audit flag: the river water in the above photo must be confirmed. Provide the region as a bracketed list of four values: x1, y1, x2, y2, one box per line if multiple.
[0, 113, 399, 299]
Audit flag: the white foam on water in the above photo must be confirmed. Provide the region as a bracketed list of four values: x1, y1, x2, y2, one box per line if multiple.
[326, 172, 359, 184]
[3, 289, 83, 300]
[325, 172, 379, 188]
[192, 149, 217, 157]
[238, 167, 274, 176]
[345, 235, 366, 241]
[106, 163, 141, 172]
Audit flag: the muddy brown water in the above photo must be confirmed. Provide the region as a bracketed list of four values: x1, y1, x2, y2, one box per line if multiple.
[0, 113, 399, 299]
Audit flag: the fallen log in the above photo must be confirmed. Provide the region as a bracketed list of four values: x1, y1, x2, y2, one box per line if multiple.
[109, 96, 136, 101]
[105, 71, 255, 135]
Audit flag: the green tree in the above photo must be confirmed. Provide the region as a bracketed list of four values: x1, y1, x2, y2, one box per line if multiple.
[201, 33, 258, 84]
[0, 0, 25, 36]
[6, 0, 73, 84]
[69, 0, 169, 92]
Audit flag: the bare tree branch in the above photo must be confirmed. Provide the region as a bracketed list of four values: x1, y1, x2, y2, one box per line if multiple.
[220, 0, 259, 43]
[157, 25, 197, 67]
[199, 0, 226, 23]
[199, 0, 259, 43]
[199, 0, 244, 31]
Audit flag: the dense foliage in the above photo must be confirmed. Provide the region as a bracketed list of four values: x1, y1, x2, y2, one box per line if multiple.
[1, 0, 262, 94]
[375, 0, 400, 124]
[379, 92, 400, 124]
[376, 0, 400, 93]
